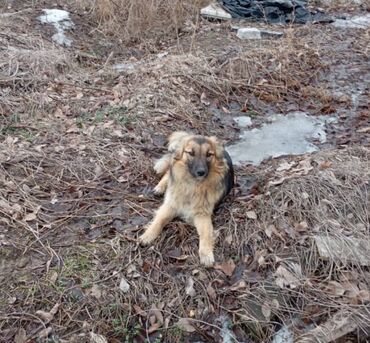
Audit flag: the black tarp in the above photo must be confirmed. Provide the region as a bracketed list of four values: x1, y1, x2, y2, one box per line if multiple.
[218, 0, 333, 24]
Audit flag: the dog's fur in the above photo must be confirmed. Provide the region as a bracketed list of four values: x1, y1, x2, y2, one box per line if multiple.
[139, 131, 234, 266]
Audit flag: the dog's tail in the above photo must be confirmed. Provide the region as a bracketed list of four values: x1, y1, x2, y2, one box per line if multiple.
[154, 154, 171, 175]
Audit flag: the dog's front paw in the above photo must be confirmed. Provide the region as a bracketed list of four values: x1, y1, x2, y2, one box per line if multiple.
[199, 249, 215, 267]
[153, 183, 166, 195]
[139, 230, 157, 245]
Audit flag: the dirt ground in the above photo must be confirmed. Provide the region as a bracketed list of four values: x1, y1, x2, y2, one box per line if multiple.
[0, 1, 370, 342]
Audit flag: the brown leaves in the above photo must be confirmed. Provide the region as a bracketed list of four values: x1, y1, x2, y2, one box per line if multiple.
[215, 259, 236, 277]
[36, 303, 60, 323]
[176, 318, 196, 332]
[275, 264, 302, 289]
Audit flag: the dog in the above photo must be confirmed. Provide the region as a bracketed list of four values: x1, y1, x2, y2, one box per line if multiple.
[139, 131, 234, 266]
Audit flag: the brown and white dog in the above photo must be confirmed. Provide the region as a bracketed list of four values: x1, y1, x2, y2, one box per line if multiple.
[139, 131, 234, 266]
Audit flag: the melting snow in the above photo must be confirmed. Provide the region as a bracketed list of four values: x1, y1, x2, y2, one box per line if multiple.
[38, 9, 74, 46]
[332, 14, 370, 29]
[226, 112, 332, 166]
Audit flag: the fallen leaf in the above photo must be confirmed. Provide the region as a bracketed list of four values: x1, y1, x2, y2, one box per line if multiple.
[24, 212, 37, 222]
[261, 302, 271, 320]
[246, 211, 257, 219]
[37, 327, 52, 339]
[357, 126, 370, 133]
[119, 277, 130, 293]
[149, 304, 164, 325]
[275, 265, 301, 289]
[14, 328, 27, 343]
[148, 322, 161, 334]
[294, 221, 308, 232]
[319, 161, 333, 170]
[200, 92, 210, 106]
[36, 303, 60, 323]
[215, 259, 236, 277]
[133, 304, 146, 316]
[325, 281, 346, 296]
[90, 332, 108, 343]
[229, 280, 247, 291]
[206, 283, 217, 300]
[176, 318, 196, 332]
[185, 277, 196, 297]
[89, 284, 102, 299]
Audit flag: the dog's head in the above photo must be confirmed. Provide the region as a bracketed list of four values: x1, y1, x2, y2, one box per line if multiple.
[169, 132, 224, 180]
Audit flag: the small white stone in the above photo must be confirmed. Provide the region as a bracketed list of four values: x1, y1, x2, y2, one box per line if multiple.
[119, 277, 130, 293]
[332, 14, 370, 29]
[237, 28, 261, 39]
[201, 3, 232, 20]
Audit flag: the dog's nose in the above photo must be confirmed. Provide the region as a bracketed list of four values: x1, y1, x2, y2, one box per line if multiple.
[196, 169, 206, 177]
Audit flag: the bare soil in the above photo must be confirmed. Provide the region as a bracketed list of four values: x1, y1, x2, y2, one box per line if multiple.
[0, 1, 369, 342]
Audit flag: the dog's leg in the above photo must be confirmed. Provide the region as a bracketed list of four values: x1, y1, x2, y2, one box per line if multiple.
[139, 203, 175, 244]
[153, 171, 169, 195]
[193, 215, 215, 266]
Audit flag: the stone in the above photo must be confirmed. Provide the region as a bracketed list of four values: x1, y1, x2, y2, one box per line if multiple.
[200, 2, 232, 20]
[237, 27, 283, 39]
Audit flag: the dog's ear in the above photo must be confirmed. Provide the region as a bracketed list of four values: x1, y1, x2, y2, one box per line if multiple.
[209, 136, 225, 160]
[168, 131, 190, 160]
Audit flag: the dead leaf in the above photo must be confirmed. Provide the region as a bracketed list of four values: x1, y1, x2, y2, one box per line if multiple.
[215, 259, 236, 277]
[90, 332, 108, 343]
[75, 92, 84, 99]
[261, 302, 271, 320]
[148, 322, 161, 334]
[319, 161, 333, 170]
[295, 221, 308, 232]
[206, 283, 217, 300]
[133, 304, 146, 316]
[149, 304, 164, 325]
[14, 328, 27, 343]
[36, 303, 60, 323]
[176, 318, 196, 332]
[185, 277, 196, 297]
[23, 212, 37, 222]
[229, 280, 247, 291]
[357, 126, 370, 133]
[200, 92, 210, 106]
[275, 265, 301, 289]
[89, 284, 102, 299]
[37, 327, 52, 339]
[246, 211, 257, 219]
[325, 281, 346, 296]
[119, 277, 130, 293]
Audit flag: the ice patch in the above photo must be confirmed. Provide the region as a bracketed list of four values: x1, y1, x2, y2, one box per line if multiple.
[272, 326, 294, 343]
[332, 14, 370, 29]
[233, 116, 252, 127]
[227, 112, 331, 166]
[38, 9, 74, 46]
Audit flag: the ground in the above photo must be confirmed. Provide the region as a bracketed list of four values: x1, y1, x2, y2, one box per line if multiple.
[0, 1, 369, 342]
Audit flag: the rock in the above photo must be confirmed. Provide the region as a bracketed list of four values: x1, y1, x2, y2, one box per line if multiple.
[200, 2, 232, 20]
[237, 27, 283, 39]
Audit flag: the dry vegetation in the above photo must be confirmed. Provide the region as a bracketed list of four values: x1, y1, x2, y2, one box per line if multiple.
[0, 0, 369, 342]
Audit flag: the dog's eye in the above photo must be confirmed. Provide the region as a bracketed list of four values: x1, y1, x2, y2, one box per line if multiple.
[186, 150, 195, 156]
[206, 152, 214, 158]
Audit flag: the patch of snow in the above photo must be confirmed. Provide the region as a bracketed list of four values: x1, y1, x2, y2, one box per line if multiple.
[332, 14, 370, 29]
[233, 116, 252, 127]
[272, 325, 294, 343]
[226, 112, 331, 166]
[38, 9, 74, 47]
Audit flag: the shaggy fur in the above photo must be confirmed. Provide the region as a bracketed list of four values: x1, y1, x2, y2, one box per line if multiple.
[139, 131, 234, 266]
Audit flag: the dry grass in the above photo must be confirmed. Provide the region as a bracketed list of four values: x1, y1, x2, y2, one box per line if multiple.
[75, 0, 208, 43]
[1, 3, 370, 342]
